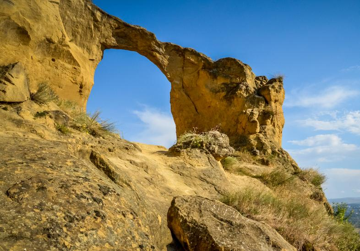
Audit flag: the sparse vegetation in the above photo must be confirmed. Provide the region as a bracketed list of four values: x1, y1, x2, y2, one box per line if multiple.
[56, 123, 70, 135]
[174, 131, 217, 150]
[71, 109, 116, 137]
[272, 73, 285, 82]
[333, 203, 354, 223]
[34, 111, 49, 118]
[221, 189, 360, 250]
[221, 156, 238, 170]
[310, 189, 324, 202]
[220, 156, 258, 176]
[258, 168, 294, 187]
[56, 100, 117, 137]
[31, 83, 58, 105]
[297, 168, 326, 187]
[234, 150, 258, 164]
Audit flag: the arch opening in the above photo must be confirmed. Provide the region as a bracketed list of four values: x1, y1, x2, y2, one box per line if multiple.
[87, 49, 176, 147]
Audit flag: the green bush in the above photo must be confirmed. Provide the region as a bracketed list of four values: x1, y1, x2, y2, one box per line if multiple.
[333, 203, 354, 223]
[31, 83, 58, 105]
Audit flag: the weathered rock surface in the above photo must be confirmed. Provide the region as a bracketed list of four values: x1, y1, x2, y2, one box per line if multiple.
[0, 100, 272, 250]
[0, 0, 285, 152]
[0, 63, 29, 102]
[167, 195, 296, 251]
[170, 130, 235, 160]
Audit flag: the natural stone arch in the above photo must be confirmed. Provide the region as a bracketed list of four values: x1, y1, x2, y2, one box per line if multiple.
[0, 0, 285, 153]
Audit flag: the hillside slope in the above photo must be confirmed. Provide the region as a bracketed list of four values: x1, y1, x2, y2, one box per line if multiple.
[1, 0, 359, 250]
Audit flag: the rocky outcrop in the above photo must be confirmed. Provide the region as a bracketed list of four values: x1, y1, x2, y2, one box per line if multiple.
[0, 0, 285, 152]
[0, 63, 29, 102]
[170, 130, 235, 160]
[167, 196, 296, 251]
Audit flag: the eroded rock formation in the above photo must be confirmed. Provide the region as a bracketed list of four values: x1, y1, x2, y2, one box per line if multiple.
[1, 1, 347, 250]
[0, 0, 285, 152]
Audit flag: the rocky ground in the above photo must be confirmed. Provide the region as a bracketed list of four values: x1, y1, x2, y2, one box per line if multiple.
[0, 98, 342, 250]
[0, 100, 281, 250]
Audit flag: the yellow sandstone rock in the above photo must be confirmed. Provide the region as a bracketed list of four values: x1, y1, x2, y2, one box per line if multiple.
[0, 0, 285, 153]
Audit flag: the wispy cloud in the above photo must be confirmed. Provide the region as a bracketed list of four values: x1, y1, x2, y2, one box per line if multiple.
[132, 107, 176, 148]
[300, 111, 360, 135]
[288, 134, 358, 164]
[285, 86, 358, 109]
[341, 65, 360, 72]
[323, 168, 360, 198]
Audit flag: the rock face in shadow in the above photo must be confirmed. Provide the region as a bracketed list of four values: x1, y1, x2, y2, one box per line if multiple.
[0, 0, 285, 152]
[167, 196, 296, 251]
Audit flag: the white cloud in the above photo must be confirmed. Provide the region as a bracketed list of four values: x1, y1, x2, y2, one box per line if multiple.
[289, 134, 343, 147]
[323, 168, 360, 199]
[341, 65, 360, 72]
[285, 86, 358, 109]
[132, 107, 176, 148]
[300, 111, 360, 135]
[288, 134, 358, 163]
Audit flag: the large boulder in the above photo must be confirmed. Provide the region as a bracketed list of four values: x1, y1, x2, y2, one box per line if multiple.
[167, 195, 296, 251]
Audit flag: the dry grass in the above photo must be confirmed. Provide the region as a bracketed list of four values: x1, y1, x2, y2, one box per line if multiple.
[56, 101, 117, 137]
[272, 73, 285, 82]
[71, 110, 117, 137]
[258, 168, 295, 187]
[174, 131, 217, 150]
[31, 83, 58, 105]
[234, 150, 258, 164]
[221, 156, 258, 176]
[221, 156, 238, 170]
[221, 189, 360, 250]
[297, 168, 326, 187]
[55, 123, 70, 135]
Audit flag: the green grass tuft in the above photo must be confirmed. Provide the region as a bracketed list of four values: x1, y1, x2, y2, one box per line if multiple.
[56, 123, 70, 135]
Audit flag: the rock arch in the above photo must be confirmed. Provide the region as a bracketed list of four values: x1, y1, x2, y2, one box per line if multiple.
[0, 0, 285, 151]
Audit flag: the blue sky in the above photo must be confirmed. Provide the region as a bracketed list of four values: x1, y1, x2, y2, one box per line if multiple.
[88, 0, 360, 199]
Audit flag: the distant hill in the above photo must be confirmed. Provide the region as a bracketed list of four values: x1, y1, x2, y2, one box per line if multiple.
[329, 197, 360, 204]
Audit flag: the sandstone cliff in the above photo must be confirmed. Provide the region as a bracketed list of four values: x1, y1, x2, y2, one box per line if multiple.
[1, 1, 359, 251]
[0, 0, 287, 154]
